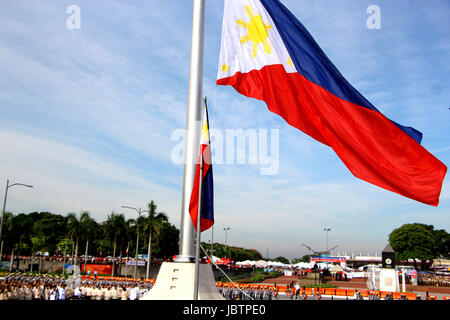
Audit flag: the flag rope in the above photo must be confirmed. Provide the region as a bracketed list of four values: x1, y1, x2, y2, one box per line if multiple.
[199, 243, 255, 300]
[211, 85, 218, 135]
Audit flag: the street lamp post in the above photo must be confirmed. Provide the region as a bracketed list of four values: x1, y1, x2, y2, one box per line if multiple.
[121, 206, 148, 281]
[324, 228, 331, 254]
[0, 180, 33, 261]
[223, 227, 230, 259]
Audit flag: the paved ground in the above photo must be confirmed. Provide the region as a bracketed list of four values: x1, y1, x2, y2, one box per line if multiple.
[261, 275, 450, 300]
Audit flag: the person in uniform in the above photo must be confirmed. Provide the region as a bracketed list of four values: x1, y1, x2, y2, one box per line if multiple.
[86, 284, 94, 301]
[5, 287, 12, 300]
[24, 284, 33, 300]
[73, 286, 81, 300]
[57, 284, 66, 300]
[32, 283, 41, 300]
[104, 285, 112, 301]
[49, 285, 58, 300]
[66, 284, 74, 300]
[120, 286, 129, 300]
[17, 284, 25, 300]
[0, 287, 5, 301]
[80, 284, 87, 300]
[96, 284, 103, 300]
[138, 284, 148, 298]
[110, 285, 118, 300]
[116, 286, 123, 300]
[129, 284, 138, 300]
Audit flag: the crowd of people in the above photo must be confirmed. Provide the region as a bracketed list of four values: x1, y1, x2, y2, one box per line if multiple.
[218, 284, 276, 300]
[0, 273, 153, 300]
[418, 272, 450, 287]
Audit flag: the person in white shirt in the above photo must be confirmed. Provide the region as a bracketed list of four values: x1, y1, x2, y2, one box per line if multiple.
[74, 286, 81, 300]
[138, 285, 148, 299]
[116, 286, 124, 300]
[91, 286, 99, 300]
[103, 286, 112, 301]
[293, 283, 300, 299]
[24, 285, 33, 300]
[129, 285, 138, 300]
[86, 284, 93, 301]
[120, 287, 129, 300]
[58, 285, 66, 300]
[95, 286, 103, 300]
[49, 286, 57, 300]
[33, 286, 42, 300]
[111, 285, 119, 300]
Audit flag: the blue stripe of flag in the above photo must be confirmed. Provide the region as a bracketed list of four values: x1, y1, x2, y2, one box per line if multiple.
[260, 0, 423, 144]
[200, 165, 214, 223]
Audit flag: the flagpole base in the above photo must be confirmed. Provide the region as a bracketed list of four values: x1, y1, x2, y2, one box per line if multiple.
[174, 255, 195, 263]
[140, 262, 224, 300]
[379, 268, 400, 292]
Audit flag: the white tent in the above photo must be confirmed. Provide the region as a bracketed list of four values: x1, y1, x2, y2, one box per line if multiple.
[293, 262, 314, 269]
[358, 264, 380, 271]
[329, 264, 344, 273]
[255, 260, 269, 267]
[236, 260, 255, 266]
[268, 261, 292, 268]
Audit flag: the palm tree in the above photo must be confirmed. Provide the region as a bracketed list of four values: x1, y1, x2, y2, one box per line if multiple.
[105, 212, 126, 275]
[144, 200, 169, 279]
[79, 211, 97, 272]
[123, 218, 136, 278]
[67, 213, 82, 268]
[0, 212, 13, 264]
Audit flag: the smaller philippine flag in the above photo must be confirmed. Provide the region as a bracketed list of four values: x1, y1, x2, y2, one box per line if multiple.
[189, 101, 214, 232]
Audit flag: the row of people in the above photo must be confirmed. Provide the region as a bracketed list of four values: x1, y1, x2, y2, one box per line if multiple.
[1, 254, 168, 265]
[218, 284, 276, 300]
[418, 273, 450, 287]
[0, 273, 152, 300]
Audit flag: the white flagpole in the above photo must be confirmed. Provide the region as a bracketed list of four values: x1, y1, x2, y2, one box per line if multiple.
[176, 0, 206, 263]
[194, 96, 208, 300]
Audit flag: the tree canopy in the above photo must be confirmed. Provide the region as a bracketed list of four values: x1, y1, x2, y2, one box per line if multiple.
[0, 201, 179, 260]
[389, 223, 449, 270]
[203, 242, 263, 261]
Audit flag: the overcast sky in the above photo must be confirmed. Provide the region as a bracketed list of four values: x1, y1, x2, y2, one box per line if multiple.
[0, 0, 448, 260]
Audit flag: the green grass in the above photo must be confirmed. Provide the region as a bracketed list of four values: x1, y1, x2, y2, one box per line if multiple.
[220, 270, 281, 284]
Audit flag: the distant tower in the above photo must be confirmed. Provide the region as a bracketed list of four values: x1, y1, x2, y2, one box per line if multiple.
[379, 244, 399, 292]
[381, 244, 396, 269]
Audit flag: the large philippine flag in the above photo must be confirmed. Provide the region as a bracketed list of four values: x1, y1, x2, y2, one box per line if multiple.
[216, 0, 447, 206]
[189, 104, 214, 232]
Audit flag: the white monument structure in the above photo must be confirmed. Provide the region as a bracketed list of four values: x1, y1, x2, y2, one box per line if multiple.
[379, 244, 400, 292]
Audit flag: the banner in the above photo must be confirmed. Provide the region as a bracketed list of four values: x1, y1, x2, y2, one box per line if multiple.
[410, 270, 418, 285]
[311, 257, 347, 263]
[126, 260, 145, 266]
[81, 264, 113, 274]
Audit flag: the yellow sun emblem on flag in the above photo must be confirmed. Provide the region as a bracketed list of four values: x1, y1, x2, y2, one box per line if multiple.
[237, 5, 272, 58]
